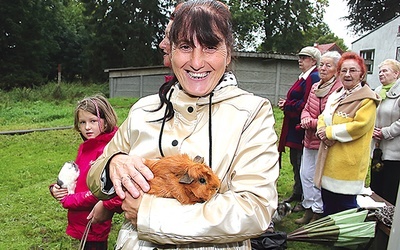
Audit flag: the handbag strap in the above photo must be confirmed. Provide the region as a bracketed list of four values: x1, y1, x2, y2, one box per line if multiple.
[79, 218, 93, 250]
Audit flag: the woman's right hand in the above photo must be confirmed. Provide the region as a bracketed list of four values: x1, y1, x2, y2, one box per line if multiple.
[50, 184, 68, 201]
[278, 98, 286, 110]
[109, 154, 154, 199]
[373, 127, 383, 140]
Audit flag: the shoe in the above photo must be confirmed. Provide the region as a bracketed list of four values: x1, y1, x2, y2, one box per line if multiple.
[283, 193, 302, 203]
[294, 209, 313, 224]
[309, 213, 323, 223]
[292, 203, 305, 213]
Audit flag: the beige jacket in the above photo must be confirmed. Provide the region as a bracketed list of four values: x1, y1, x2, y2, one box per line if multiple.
[87, 73, 279, 249]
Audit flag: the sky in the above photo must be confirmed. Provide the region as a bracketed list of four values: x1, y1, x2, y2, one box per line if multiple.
[323, 0, 358, 48]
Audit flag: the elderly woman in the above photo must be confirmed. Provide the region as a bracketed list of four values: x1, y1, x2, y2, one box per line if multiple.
[370, 59, 400, 205]
[315, 52, 380, 216]
[295, 51, 342, 224]
[87, 0, 279, 249]
[278, 46, 321, 210]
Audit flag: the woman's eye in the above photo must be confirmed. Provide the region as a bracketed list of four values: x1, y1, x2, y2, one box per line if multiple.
[204, 46, 217, 53]
[179, 44, 192, 51]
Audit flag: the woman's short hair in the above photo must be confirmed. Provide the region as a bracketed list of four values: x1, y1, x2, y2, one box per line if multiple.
[169, 0, 233, 58]
[337, 51, 367, 77]
[74, 94, 118, 133]
[321, 51, 342, 66]
[379, 59, 400, 74]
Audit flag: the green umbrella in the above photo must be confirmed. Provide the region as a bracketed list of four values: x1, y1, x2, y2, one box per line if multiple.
[287, 208, 376, 247]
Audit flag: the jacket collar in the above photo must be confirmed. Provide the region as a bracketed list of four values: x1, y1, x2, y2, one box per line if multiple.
[386, 79, 400, 98]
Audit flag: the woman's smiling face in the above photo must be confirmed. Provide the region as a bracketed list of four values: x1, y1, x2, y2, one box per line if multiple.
[339, 59, 363, 90]
[170, 37, 231, 97]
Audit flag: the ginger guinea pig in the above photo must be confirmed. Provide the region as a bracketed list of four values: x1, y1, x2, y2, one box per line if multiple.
[144, 154, 220, 205]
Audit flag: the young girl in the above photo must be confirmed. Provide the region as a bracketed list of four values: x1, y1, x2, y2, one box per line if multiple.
[49, 94, 122, 250]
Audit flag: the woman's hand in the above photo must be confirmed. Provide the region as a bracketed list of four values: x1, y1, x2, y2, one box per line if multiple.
[278, 98, 286, 110]
[87, 201, 114, 224]
[122, 191, 143, 227]
[316, 127, 327, 141]
[50, 184, 68, 201]
[373, 127, 383, 140]
[109, 154, 154, 199]
[300, 117, 312, 129]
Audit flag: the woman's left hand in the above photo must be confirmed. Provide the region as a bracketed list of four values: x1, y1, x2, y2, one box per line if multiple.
[300, 117, 312, 129]
[109, 154, 154, 199]
[122, 191, 143, 226]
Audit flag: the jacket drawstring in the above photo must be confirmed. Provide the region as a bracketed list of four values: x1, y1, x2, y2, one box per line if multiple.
[208, 93, 213, 168]
[158, 88, 213, 169]
[158, 89, 174, 157]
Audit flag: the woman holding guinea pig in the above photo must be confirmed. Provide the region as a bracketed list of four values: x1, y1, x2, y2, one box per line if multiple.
[87, 1, 280, 249]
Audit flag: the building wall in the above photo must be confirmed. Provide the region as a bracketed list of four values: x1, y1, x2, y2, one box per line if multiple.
[232, 56, 299, 105]
[352, 16, 400, 89]
[106, 53, 301, 106]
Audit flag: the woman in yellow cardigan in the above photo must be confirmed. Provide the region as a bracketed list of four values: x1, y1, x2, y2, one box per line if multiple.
[315, 52, 380, 216]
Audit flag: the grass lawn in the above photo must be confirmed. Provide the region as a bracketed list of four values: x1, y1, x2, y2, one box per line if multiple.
[0, 83, 330, 249]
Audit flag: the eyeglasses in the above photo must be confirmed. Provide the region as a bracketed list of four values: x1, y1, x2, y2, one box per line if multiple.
[340, 68, 361, 74]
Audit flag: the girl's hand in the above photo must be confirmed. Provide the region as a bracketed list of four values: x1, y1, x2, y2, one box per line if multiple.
[87, 201, 114, 224]
[50, 184, 68, 201]
[109, 154, 154, 199]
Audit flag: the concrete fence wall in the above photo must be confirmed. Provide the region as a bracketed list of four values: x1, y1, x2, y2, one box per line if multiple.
[106, 52, 300, 106]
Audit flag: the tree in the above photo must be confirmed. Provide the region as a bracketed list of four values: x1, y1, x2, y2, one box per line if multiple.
[344, 0, 400, 35]
[227, 0, 330, 53]
[302, 22, 348, 52]
[51, 0, 88, 82]
[81, 0, 172, 82]
[0, 0, 64, 89]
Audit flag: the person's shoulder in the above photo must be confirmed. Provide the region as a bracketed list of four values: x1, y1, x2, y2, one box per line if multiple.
[223, 86, 272, 110]
[356, 84, 381, 104]
[310, 71, 320, 82]
[128, 94, 161, 113]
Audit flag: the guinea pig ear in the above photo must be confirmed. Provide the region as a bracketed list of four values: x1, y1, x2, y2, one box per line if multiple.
[193, 155, 204, 164]
[179, 172, 194, 184]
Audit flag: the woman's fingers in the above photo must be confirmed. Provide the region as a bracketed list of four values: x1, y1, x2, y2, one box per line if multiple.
[109, 154, 153, 199]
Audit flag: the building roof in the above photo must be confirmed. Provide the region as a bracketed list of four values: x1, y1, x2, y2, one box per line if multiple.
[314, 43, 344, 54]
[351, 15, 400, 44]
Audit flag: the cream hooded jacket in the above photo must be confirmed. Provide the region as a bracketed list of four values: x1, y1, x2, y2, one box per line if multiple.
[87, 73, 279, 249]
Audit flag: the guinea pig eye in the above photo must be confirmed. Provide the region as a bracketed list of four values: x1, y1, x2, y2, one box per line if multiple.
[199, 177, 206, 184]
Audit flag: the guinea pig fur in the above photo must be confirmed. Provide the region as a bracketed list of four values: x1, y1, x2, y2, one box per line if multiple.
[144, 154, 220, 205]
[57, 161, 80, 194]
